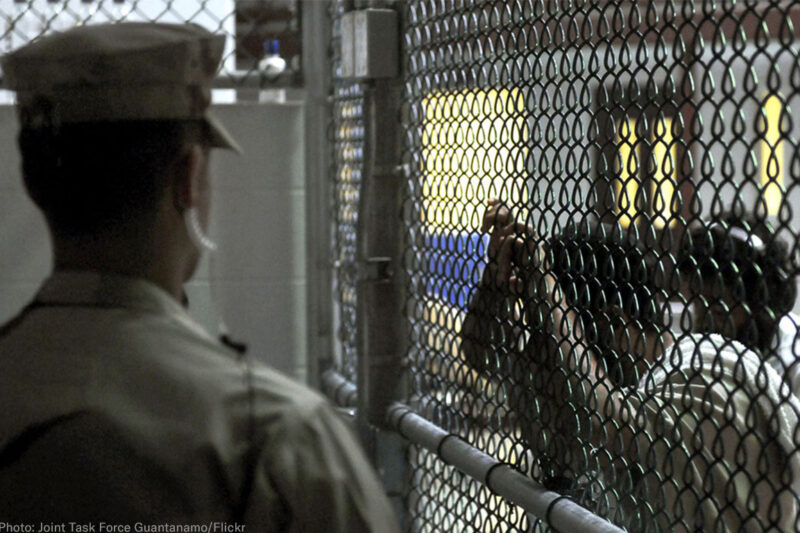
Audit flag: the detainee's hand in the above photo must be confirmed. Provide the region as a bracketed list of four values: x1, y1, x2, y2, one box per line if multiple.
[482, 198, 542, 294]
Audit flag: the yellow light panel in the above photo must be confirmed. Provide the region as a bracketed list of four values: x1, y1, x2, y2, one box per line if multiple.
[651, 117, 677, 228]
[421, 88, 530, 232]
[761, 94, 785, 216]
[615, 118, 640, 227]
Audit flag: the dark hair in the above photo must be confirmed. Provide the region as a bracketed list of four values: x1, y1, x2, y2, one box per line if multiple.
[18, 119, 206, 237]
[548, 223, 662, 329]
[547, 223, 662, 385]
[678, 211, 797, 355]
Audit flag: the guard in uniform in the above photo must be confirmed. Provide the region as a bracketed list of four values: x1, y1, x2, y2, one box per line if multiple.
[0, 23, 400, 531]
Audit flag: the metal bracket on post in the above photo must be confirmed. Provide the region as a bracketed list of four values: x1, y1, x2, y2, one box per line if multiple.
[340, 9, 399, 80]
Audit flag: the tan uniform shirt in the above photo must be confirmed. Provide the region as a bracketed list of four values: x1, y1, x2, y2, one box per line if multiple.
[0, 271, 399, 531]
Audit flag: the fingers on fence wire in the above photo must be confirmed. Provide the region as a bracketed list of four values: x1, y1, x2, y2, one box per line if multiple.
[482, 199, 546, 296]
[483, 198, 533, 236]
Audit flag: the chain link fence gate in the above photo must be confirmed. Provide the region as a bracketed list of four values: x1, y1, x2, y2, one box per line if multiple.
[327, 0, 800, 532]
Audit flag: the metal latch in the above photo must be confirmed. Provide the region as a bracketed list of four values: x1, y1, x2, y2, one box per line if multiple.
[357, 257, 393, 281]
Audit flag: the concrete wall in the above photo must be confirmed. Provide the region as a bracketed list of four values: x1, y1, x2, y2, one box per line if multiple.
[0, 102, 308, 380]
[0, 106, 50, 322]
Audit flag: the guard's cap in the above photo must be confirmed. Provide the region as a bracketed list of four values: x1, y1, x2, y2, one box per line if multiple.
[1, 22, 242, 153]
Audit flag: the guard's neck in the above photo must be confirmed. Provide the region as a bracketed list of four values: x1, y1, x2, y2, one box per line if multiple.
[51, 224, 190, 302]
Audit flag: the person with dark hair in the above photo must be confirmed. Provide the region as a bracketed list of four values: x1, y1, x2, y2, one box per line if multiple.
[0, 23, 399, 530]
[463, 199, 800, 532]
[678, 211, 800, 394]
[462, 203, 662, 444]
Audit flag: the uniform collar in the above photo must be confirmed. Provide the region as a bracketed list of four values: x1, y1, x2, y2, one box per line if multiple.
[34, 270, 188, 318]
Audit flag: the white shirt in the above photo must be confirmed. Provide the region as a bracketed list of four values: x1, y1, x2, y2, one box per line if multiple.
[769, 312, 800, 397]
[624, 333, 800, 532]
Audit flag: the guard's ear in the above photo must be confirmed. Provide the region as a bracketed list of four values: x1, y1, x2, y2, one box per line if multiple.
[172, 145, 205, 211]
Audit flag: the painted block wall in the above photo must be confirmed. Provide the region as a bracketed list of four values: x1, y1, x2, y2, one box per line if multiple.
[0, 102, 308, 380]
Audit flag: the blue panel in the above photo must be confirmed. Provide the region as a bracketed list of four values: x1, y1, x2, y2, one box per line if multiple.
[423, 230, 487, 309]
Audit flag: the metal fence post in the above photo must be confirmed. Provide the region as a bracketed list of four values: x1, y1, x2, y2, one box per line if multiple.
[350, 11, 407, 527]
[356, 75, 406, 428]
[301, 0, 333, 390]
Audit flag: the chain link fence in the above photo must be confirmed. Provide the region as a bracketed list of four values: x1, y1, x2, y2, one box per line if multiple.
[331, 0, 800, 531]
[0, 0, 302, 88]
[329, 0, 364, 383]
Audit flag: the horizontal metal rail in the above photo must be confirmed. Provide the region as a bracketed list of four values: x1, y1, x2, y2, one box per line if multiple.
[319, 371, 623, 531]
[386, 402, 625, 533]
[321, 368, 358, 408]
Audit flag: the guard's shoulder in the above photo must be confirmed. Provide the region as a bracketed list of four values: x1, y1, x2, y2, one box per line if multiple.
[247, 362, 328, 416]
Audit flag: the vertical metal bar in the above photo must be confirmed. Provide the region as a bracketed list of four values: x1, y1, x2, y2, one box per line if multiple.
[355, 41, 408, 529]
[302, 0, 333, 389]
[356, 76, 406, 428]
